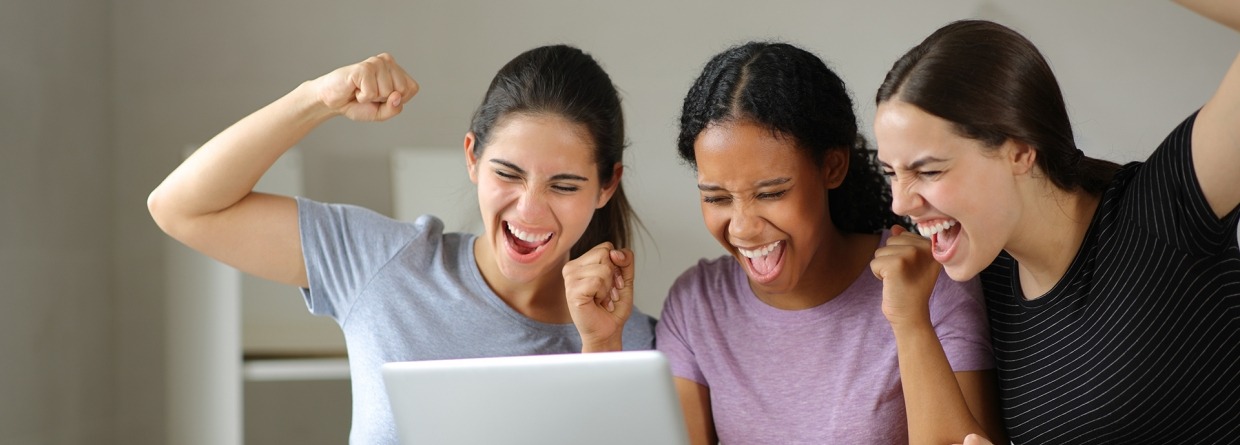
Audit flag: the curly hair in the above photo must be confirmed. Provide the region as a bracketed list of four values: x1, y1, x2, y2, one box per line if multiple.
[678, 41, 903, 233]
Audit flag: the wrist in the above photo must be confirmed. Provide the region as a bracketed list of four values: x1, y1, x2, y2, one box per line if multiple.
[288, 81, 341, 124]
[886, 312, 934, 334]
[581, 336, 623, 353]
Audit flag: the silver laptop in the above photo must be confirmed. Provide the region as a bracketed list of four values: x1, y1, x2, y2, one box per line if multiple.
[382, 350, 690, 445]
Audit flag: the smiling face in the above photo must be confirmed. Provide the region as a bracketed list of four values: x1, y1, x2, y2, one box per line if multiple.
[874, 99, 1029, 281]
[466, 113, 617, 285]
[694, 121, 842, 297]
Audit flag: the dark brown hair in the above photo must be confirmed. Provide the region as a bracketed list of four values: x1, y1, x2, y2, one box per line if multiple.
[876, 20, 1119, 194]
[469, 44, 637, 257]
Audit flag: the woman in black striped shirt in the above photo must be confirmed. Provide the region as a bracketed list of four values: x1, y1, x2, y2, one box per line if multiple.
[867, 1, 1240, 444]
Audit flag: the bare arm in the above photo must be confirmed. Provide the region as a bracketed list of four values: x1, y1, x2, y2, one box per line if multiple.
[147, 53, 418, 287]
[892, 323, 1006, 445]
[873, 226, 1005, 445]
[674, 378, 717, 445]
[1175, 0, 1240, 218]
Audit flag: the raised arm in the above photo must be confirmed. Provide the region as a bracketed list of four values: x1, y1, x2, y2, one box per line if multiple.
[147, 53, 418, 287]
[872, 226, 1006, 445]
[1176, 0, 1240, 218]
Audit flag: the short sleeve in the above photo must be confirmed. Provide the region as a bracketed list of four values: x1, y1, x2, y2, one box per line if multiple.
[928, 272, 994, 372]
[620, 307, 657, 351]
[297, 197, 434, 322]
[1122, 111, 1240, 254]
[655, 271, 708, 386]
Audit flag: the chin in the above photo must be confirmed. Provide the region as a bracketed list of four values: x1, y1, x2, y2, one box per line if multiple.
[942, 264, 974, 282]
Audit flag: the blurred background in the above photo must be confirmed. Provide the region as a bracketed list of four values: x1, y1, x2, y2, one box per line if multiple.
[2, 0, 1236, 443]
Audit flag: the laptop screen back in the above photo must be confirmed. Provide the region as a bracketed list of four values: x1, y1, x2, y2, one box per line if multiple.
[381, 350, 690, 445]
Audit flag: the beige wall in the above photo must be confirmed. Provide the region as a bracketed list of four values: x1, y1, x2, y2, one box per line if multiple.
[0, 0, 114, 443]
[2, 0, 1236, 443]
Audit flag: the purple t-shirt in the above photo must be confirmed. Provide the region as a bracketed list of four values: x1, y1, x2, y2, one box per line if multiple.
[656, 231, 993, 444]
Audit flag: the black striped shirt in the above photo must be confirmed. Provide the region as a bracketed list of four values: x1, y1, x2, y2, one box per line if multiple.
[981, 112, 1240, 444]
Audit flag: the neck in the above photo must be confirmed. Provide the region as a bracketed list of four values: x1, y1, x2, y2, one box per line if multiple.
[473, 237, 572, 324]
[754, 224, 879, 310]
[1006, 184, 1099, 299]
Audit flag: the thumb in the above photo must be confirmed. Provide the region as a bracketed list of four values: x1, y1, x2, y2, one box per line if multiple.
[890, 224, 907, 237]
[610, 248, 635, 289]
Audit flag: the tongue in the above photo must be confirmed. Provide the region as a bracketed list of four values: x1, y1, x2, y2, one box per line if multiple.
[933, 224, 960, 254]
[749, 243, 783, 275]
[511, 240, 536, 255]
[512, 235, 540, 250]
[507, 225, 544, 255]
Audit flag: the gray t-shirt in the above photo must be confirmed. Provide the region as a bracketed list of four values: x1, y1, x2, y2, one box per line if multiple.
[296, 197, 657, 445]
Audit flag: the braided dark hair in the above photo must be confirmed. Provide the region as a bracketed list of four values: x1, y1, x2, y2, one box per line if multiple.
[678, 41, 903, 233]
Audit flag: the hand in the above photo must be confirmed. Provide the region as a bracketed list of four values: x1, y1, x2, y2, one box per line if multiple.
[954, 433, 996, 445]
[563, 242, 635, 352]
[870, 225, 942, 328]
[310, 53, 419, 122]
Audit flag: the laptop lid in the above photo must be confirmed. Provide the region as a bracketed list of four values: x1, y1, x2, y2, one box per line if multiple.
[381, 350, 689, 445]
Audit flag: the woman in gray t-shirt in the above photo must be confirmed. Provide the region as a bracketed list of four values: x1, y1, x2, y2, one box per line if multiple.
[148, 45, 655, 444]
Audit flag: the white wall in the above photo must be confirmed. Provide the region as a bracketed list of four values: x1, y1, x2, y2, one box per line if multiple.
[0, 0, 1228, 444]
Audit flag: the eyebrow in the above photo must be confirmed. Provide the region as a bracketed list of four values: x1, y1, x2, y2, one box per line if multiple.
[879, 156, 947, 170]
[697, 177, 791, 192]
[490, 159, 589, 182]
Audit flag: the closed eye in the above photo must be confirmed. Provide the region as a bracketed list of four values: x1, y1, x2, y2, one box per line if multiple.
[703, 195, 732, 205]
[551, 184, 580, 193]
[757, 190, 787, 200]
[494, 169, 520, 180]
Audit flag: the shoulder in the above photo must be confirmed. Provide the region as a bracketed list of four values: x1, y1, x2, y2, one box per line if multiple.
[928, 268, 987, 323]
[668, 255, 739, 298]
[622, 306, 659, 350]
[661, 255, 740, 316]
[299, 196, 448, 241]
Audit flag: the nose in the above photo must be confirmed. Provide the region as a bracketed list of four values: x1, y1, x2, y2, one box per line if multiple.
[728, 201, 764, 242]
[514, 187, 551, 221]
[890, 182, 925, 217]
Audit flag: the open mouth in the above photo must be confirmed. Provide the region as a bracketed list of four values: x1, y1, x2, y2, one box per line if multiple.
[916, 219, 961, 261]
[503, 221, 553, 262]
[737, 240, 785, 283]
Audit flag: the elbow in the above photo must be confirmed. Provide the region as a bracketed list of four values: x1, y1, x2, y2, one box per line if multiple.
[146, 185, 183, 238]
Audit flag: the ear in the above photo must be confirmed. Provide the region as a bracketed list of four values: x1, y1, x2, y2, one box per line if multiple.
[464, 132, 480, 184]
[1007, 139, 1037, 176]
[596, 163, 623, 209]
[822, 148, 850, 190]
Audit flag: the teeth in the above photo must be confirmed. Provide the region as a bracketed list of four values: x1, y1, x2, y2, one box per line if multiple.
[916, 220, 958, 238]
[738, 241, 781, 259]
[509, 223, 552, 243]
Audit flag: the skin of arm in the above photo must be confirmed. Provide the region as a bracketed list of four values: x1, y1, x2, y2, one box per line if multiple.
[1175, 0, 1240, 218]
[147, 54, 417, 288]
[674, 378, 717, 445]
[873, 226, 1006, 445]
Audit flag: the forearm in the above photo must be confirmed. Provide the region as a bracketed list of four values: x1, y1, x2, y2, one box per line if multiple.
[892, 321, 988, 445]
[1176, 0, 1240, 31]
[149, 82, 334, 222]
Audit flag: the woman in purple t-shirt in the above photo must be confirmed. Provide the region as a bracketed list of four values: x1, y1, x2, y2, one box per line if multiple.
[655, 42, 1007, 444]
